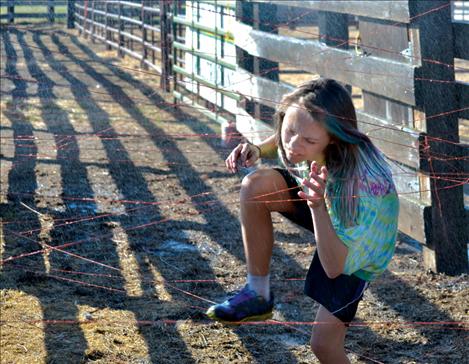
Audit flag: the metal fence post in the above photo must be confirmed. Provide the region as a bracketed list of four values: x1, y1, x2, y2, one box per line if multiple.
[7, 0, 14, 24]
[48, 0, 55, 23]
[159, 0, 171, 92]
[104, 0, 111, 50]
[141, 0, 148, 69]
[90, 0, 96, 43]
[67, 0, 76, 29]
[118, 1, 124, 58]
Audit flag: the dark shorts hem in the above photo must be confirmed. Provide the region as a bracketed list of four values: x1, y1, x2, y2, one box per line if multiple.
[274, 168, 368, 323]
[273, 168, 314, 232]
[304, 252, 368, 324]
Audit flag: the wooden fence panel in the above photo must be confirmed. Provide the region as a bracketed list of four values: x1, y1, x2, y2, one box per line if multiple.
[234, 22, 416, 105]
[68, 0, 467, 274]
[251, 0, 411, 23]
[235, 0, 467, 274]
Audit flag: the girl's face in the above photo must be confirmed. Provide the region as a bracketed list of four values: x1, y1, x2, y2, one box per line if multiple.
[281, 104, 331, 165]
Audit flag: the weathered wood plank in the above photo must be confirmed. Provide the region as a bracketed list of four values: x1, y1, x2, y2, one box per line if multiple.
[362, 91, 414, 128]
[359, 16, 415, 135]
[357, 110, 421, 169]
[456, 81, 469, 120]
[250, 0, 411, 23]
[235, 107, 274, 145]
[234, 22, 416, 105]
[251, 1, 279, 121]
[398, 195, 431, 244]
[231, 68, 294, 109]
[387, 159, 432, 205]
[359, 18, 409, 63]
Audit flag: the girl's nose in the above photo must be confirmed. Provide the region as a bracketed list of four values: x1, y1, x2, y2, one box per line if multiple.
[289, 135, 302, 150]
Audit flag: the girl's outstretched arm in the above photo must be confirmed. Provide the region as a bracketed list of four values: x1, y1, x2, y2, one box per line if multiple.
[298, 162, 348, 279]
[255, 134, 278, 159]
[225, 134, 277, 173]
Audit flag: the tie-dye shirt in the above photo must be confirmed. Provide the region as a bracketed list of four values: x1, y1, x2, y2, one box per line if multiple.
[327, 179, 399, 281]
[288, 160, 399, 281]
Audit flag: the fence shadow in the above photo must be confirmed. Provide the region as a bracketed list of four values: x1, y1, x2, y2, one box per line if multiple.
[1, 28, 90, 363]
[1, 26, 301, 364]
[64, 29, 469, 363]
[64, 29, 311, 363]
[2, 25, 465, 364]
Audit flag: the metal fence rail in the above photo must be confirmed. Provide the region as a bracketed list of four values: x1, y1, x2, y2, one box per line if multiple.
[72, 0, 171, 90]
[0, 0, 67, 23]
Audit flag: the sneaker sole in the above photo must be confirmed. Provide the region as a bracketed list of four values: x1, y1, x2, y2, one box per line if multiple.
[206, 310, 273, 325]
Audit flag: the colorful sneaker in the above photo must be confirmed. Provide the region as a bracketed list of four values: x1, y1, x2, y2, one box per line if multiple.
[206, 285, 274, 323]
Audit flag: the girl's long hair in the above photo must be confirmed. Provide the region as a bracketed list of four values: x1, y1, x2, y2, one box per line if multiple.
[274, 78, 394, 226]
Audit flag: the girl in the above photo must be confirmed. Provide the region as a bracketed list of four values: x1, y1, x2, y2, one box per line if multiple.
[207, 79, 399, 363]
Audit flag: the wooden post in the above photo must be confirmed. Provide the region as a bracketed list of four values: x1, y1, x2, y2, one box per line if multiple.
[235, 1, 255, 118]
[48, 0, 55, 23]
[7, 0, 14, 24]
[409, 0, 467, 274]
[319, 12, 348, 49]
[359, 18, 412, 126]
[67, 0, 76, 29]
[252, 2, 279, 123]
[318, 11, 350, 92]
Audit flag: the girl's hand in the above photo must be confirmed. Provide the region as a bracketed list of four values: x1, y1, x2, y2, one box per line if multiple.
[298, 161, 328, 209]
[225, 142, 261, 173]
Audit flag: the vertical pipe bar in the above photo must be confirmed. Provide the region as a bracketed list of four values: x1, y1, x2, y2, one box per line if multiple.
[8, 0, 14, 24]
[67, 0, 76, 29]
[105, 1, 111, 50]
[48, 0, 55, 23]
[118, 1, 124, 57]
[141, 0, 148, 69]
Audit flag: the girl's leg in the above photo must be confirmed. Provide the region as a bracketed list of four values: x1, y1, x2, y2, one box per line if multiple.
[206, 168, 299, 322]
[239, 169, 297, 276]
[310, 305, 350, 364]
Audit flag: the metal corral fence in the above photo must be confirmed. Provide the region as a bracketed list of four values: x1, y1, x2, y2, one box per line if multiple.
[72, 0, 172, 91]
[0, 0, 68, 23]
[26, 0, 469, 275]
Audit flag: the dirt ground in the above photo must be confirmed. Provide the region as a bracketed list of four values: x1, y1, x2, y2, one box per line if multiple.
[1, 24, 468, 364]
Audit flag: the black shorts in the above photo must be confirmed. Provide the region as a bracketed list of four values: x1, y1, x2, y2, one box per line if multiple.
[274, 168, 368, 323]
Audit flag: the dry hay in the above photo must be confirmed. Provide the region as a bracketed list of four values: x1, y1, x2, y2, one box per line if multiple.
[0, 24, 468, 364]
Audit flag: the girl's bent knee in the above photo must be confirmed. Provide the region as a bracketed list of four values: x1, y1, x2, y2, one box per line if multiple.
[310, 336, 348, 363]
[240, 170, 277, 198]
[310, 337, 324, 356]
[310, 337, 334, 359]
